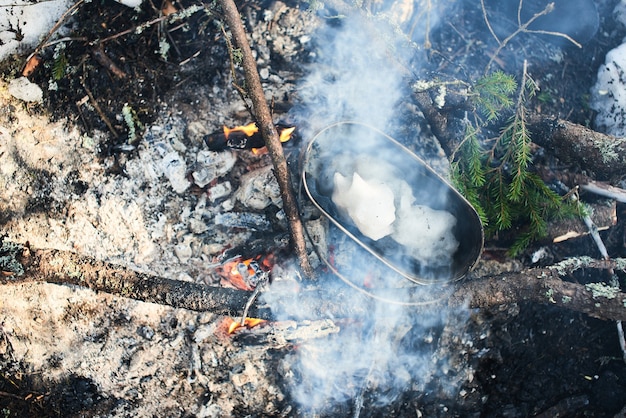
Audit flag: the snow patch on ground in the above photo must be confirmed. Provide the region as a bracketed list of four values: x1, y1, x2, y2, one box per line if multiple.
[0, 0, 70, 61]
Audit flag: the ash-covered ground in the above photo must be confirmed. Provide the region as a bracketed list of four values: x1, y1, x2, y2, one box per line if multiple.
[1, 0, 626, 416]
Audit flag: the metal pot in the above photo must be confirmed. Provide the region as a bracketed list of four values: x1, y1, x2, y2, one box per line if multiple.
[301, 121, 484, 285]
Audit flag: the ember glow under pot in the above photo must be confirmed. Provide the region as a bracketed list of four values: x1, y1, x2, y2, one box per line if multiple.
[302, 121, 484, 285]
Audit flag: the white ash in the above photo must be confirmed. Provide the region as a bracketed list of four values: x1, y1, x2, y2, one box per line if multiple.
[209, 181, 233, 202]
[192, 149, 237, 188]
[303, 217, 329, 269]
[161, 151, 191, 194]
[236, 165, 282, 210]
[214, 212, 273, 232]
[188, 217, 208, 234]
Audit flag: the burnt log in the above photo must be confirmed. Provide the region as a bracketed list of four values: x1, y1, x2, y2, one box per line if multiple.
[7, 247, 626, 322]
[526, 114, 626, 181]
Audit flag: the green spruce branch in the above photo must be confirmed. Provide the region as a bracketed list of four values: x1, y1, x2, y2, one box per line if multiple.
[451, 62, 579, 256]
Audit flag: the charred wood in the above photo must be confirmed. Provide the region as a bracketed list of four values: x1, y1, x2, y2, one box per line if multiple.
[6, 247, 626, 323]
[526, 114, 626, 181]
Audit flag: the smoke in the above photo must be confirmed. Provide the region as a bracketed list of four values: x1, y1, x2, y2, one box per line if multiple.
[290, 13, 409, 138]
[264, 4, 470, 414]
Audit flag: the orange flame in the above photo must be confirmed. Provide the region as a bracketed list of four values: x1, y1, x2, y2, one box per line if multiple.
[227, 317, 267, 334]
[279, 126, 296, 142]
[222, 122, 295, 144]
[223, 122, 259, 139]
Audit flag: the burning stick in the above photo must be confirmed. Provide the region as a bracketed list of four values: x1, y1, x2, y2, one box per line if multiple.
[204, 122, 295, 152]
[225, 316, 266, 334]
[215, 252, 271, 329]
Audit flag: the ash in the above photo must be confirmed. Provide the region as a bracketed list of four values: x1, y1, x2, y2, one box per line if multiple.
[0, 4, 469, 413]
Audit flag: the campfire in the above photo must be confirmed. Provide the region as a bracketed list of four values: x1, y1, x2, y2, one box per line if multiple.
[3, 0, 626, 416]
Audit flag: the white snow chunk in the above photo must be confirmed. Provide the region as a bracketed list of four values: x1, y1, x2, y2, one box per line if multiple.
[332, 172, 396, 241]
[8, 77, 43, 103]
[590, 42, 626, 137]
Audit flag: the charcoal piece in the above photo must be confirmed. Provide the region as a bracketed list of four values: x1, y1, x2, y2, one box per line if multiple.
[214, 212, 273, 232]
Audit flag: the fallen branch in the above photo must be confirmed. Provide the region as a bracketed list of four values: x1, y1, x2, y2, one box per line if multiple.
[6, 247, 626, 322]
[527, 114, 626, 181]
[414, 87, 626, 183]
[452, 260, 626, 322]
[218, 0, 313, 277]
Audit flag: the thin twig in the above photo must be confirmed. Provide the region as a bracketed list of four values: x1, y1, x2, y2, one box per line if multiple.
[484, 1, 580, 73]
[218, 0, 313, 277]
[80, 75, 119, 139]
[526, 29, 581, 48]
[240, 271, 268, 325]
[618, 320, 626, 364]
[480, 0, 500, 45]
[220, 24, 254, 117]
[581, 182, 626, 204]
[573, 191, 626, 365]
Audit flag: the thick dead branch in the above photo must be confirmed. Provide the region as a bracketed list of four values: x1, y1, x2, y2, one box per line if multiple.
[413, 90, 460, 157]
[7, 247, 626, 322]
[526, 114, 626, 181]
[453, 265, 626, 322]
[414, 91, 626, 182]
[218, 0, 312, 277]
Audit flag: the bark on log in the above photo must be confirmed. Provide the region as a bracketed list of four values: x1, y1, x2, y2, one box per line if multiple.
[413, 90, 626, 182]
[218, 0, 313, 277]
[7, 247, 626, 322]
[527, 114, 626, 181]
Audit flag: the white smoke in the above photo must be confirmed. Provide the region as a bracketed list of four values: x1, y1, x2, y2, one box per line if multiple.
[292, 14, 407, 137]
[266, 4, 468, 414]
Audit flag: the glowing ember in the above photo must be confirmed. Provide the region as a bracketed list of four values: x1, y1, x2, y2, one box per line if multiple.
[226, 317, 267, 334]
[216, 254, 275, 291]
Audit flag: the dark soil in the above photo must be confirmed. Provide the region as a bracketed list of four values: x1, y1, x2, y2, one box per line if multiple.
[2, 0, 626, 416]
